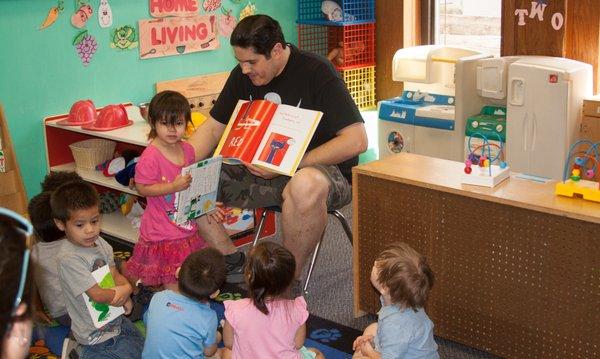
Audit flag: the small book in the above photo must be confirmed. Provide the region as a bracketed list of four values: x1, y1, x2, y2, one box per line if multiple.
[214, 99, 323, 176]
[173, 155, 223, 225]
[82, 265, 124, 329]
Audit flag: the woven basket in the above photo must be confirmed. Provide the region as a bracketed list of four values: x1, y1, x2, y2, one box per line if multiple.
[69, 139, 116, 170]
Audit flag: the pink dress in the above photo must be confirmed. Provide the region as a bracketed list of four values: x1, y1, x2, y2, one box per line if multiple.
[224, 297, 309, 359]
[125, 141, 205, 286]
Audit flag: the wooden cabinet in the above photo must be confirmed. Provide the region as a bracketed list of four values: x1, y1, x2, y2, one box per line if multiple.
[44, 104, 147, 243]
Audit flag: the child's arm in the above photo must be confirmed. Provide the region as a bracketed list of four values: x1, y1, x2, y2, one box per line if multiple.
[359, 340, 381, 359]
[32, 287, 53, 324]
[136, 174, 191, 197]
[86, 283, 123, 304]
[222, 319, 234, 349]
[293, 323, 307, 350]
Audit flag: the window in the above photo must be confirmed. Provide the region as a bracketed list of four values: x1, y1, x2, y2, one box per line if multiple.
[434, 0, 501, 56]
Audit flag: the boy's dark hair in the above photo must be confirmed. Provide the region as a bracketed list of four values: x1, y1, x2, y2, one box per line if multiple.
[245, 241, 295, 315]
[41, 171, 84, 192]
[376, 242, 434, 311]
[147, 90, 192, 139]
[230, 14, 287, 58]
[28, 191, 63, 242]
[179, 248, 226, 302]
[50, 181, 100, 222]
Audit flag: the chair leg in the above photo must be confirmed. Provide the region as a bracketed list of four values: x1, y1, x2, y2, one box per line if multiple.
[252, 209, 269, 247]
[303, 239, 322, 294]
[330, 209, 353, 245]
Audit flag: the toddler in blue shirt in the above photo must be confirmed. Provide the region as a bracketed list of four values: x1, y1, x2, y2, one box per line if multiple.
[353, 242, 439, 359]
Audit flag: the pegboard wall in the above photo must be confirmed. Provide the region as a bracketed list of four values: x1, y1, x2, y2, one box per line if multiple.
[354, 175, 599, 359]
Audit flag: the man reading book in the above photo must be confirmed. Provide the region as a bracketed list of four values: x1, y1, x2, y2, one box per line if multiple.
[188, 14, 367, 286]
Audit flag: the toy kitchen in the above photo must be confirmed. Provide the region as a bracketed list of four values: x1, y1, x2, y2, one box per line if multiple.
[378, 45, 491, 162]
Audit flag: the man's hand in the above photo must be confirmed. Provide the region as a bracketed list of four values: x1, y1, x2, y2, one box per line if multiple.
[206, 202, 226, 224]
[243, 162, 280, 180]
[172, 174, 192, 192]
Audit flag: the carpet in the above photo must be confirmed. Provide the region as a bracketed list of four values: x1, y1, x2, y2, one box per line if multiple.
[29, 240, 361, 359]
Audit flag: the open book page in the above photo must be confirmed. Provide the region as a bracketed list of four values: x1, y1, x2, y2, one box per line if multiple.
[173, 156, 223, 226]
[251, 105, 323, 176]
[215, 100, 278, 165]
[82, 265, 124, 329]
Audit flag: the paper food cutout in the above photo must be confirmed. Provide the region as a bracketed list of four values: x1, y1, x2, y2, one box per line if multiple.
[218, 7, 237, 38]
[203, 0, 221, 12]
[239, 2, 256, 21]
[39, 1, 64, 30]
[98, 0, 113, 28]
[110, 25, 138, 50]
[71, 3, 93, 29]
[73, 30, 97, 66]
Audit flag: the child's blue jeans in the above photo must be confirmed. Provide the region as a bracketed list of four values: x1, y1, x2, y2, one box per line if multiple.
[78, 317, 144, 359]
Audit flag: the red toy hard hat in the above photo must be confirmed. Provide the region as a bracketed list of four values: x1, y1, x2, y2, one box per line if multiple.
[82, 104, 133, 131]
[58, 100, 96, 126]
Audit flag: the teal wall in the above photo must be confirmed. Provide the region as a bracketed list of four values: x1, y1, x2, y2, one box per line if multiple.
[0, 0, 297, 198]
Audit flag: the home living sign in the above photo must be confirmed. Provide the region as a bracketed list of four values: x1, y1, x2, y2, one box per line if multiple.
[139, 0, 219, 59]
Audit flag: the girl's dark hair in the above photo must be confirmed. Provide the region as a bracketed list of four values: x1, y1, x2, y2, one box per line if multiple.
[376, 242, 434, 311]
[50, 181, 99, 222]
[0, 219, 32, 349]
[230, 14, 287, 58]
[245, 241, 295, 315]
[179, 248, 226, 302]
[147, 90, 192, 139]
[28, 192, 64, 242]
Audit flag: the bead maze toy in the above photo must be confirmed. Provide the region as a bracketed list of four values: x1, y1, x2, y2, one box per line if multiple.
[461, 132, 509, 187]
[555, 139, 600, 202]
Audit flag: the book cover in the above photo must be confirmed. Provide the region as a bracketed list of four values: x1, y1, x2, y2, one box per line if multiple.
[215, 99, 323, 176]
[82, 265, 124, 329]
[173, 155, 223, 225]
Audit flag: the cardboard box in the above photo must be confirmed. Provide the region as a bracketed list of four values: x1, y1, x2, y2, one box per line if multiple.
[582, 96, 600, 117]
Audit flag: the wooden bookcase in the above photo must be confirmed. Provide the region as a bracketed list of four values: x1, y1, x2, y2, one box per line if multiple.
[43, 104, 147, 243]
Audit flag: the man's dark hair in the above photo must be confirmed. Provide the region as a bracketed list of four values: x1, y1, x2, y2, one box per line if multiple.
[50, 181, 99, 222]
[41, 171, 84, 192]
[230, 14, 287, 58]
[179, 248, 226, 302]
[28, 191, 63, 242]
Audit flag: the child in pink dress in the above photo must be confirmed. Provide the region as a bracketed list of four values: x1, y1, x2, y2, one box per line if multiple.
[222, 241, 323, 359]
[125, 90, 205, 291]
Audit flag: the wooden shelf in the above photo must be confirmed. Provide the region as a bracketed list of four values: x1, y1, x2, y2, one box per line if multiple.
[101, 211, 138, 244]
[51, 162, 139, 196]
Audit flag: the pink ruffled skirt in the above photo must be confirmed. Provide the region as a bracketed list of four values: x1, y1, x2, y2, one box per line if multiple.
[125, 233, 205, 286]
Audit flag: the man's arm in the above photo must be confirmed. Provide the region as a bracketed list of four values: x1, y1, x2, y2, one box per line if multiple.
[187, 116, 227, 161]
[299, 122, 368, 168]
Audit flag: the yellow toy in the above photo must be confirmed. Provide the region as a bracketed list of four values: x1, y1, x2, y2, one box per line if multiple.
[185, 111, 206, 138]
[555, 140, 600, 203]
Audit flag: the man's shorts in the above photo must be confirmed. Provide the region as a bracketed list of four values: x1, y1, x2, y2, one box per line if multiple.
[217, 164, 352, 211]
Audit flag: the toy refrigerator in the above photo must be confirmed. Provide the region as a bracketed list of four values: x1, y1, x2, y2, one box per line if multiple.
[506, 57, 592, 180]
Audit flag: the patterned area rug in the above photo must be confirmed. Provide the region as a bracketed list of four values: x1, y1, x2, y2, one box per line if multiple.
[29, 240, 361, 359]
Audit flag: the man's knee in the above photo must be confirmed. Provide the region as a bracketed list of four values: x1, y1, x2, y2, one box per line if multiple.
[283, 168, 329, 207]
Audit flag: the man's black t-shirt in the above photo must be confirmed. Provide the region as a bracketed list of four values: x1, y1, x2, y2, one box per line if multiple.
[210, 44, 364, 182]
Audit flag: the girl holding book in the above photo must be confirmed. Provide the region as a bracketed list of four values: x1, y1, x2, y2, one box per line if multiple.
[125, 90, 205, 292]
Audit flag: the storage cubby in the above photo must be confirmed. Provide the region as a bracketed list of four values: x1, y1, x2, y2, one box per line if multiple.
[297, 0, 375, 25]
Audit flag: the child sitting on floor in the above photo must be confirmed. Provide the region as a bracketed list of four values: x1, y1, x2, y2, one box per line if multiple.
[353, 242, 439, 359]
[30, 171, 84, 326]
[143, 247, 226, 358]
[52, 181, 144, 358]
[222, 241, 323, 359]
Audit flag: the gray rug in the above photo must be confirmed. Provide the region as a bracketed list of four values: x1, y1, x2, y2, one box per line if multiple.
[262, 204, 499, 359]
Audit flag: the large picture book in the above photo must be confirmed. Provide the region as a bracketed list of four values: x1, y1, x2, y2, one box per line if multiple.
[173, 155, 222, 225]
[82, 265, 124, 328]
[214, 99, 323, 176]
